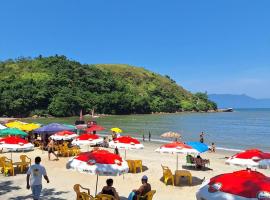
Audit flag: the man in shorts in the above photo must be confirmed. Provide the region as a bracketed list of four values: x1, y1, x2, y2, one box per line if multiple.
[26, 156, 50, 200]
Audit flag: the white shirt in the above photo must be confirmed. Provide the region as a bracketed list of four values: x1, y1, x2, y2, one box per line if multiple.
[27, 164, 47, 186]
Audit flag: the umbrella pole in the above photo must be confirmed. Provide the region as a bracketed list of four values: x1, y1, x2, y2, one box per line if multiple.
[95, 174, 99, 196]
[176, 153, 178, 170]
[125, 149, 126, 160]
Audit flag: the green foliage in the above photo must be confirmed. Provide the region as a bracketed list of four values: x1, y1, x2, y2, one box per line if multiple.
[0, 56, 217, 117]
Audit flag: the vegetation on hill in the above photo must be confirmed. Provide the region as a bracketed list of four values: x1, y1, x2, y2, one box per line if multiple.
[0, 56, 217, 117]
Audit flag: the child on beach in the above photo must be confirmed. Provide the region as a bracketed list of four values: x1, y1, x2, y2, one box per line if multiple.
[209, 142, 216, 153]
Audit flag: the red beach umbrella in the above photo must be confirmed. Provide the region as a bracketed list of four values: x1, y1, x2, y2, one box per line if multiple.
[67, 149, 129, 195]
[50, 130, 77, 141]
[0, 136, 34, 152]
[85, 125, 105, 133]
[226, 149, 270, 169]
[196, 169, 270, 200]
[71, 133, 103, 146]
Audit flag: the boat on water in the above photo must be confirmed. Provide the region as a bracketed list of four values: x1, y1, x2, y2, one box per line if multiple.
[218, 108, 233, 112]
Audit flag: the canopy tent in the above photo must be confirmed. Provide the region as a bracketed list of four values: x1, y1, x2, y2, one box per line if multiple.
[34, 123, 74, 134]
[196, 169, 270, 200]
[226, 149, 270, 169]
[67, 149, 129, 195]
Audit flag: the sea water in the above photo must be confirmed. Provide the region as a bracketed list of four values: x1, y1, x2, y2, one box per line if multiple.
[28, 108, 270, 152]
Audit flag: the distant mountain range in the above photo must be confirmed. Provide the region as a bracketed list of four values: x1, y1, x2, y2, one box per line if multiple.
[208, 94, 270, 108]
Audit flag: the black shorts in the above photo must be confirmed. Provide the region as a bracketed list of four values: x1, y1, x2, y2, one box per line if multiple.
[48, 148, 54, 153]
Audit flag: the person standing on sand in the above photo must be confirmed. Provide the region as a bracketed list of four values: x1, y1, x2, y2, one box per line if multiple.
[200, 132, 204, 143]
[148, 131, 151, 142]
[142, 133, 145, 142]
[47, 138, 59, 161]
[27, 156, 49, 200]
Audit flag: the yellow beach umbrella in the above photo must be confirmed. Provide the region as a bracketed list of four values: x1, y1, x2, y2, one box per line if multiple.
[5, 121, 25, 129]
[20, 123, 40, 131]
[110, 127, 122, 133]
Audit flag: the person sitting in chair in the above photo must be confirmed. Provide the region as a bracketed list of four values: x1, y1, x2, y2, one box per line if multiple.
[100, 178, 120, 200]
[128, 175, 151, 200]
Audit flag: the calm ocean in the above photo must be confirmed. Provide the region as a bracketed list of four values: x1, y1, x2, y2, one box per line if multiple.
[28, 108, 270, 152]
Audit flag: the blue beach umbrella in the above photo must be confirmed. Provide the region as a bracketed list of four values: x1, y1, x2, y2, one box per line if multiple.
[34, 123, 74, 135]
[186, 142, 208, 153]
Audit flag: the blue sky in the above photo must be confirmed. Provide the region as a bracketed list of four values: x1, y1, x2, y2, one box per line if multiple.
[1, 0, 270, 98]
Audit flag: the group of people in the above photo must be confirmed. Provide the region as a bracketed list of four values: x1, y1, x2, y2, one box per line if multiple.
[26, 156, 151, 200]
[199, 132, 216, 153]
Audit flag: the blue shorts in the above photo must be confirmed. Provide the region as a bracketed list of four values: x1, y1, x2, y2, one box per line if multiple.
[31, 185, 42, 200]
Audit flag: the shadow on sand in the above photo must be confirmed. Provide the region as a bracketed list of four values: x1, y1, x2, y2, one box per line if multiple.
[9, 188, 70, 200]
[159, 175, 204, 187]
[182, 165, 213, 171]
[0, 181, 21, 196]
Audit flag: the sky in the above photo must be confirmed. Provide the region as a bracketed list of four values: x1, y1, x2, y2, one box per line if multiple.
[1, 0, 270, 98]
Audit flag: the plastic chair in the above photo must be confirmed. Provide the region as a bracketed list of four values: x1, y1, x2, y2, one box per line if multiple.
[1, 157, 15, 176]
[126, 160, 134, 173]
[73, 184, 94, 200]
[95, 194, 116, 200]
[14, 155, 31, 173]
[137, 190, 156, 200]
[0, 156, 5, 174]
[186, 155, 195, 166]
[161, 165, 174, 186]
[133, 160, 143, 173]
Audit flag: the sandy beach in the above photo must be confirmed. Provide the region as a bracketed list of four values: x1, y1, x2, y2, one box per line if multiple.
[1, 142, 269, 200]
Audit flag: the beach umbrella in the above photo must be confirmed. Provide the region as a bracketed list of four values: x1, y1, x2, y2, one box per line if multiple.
[196, 169, 270, 200]
[63, 124, 76, 130]
[155, 141, 199, 170]
[186, 142, 209, 153]
[0, 128, 28, 137]
[0, 124, 7, 130]
[50, 131, 77, 141]
[161, 131, 181, 140]
[20, 123, 40, 132]
[109, 136, 144, 158]
[85, 125, 105, 133]
[71, 133, 103, 146]
[110, 127, 122, 133]
[67, 149, 129, 195]
[34, 123, 73, 134]
[5, 121, 25, 128]
[0, 136, 34, 152]
[226, 149, 270, 169]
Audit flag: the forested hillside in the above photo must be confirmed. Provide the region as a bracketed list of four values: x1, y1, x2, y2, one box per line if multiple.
[0, 56, 217, 117]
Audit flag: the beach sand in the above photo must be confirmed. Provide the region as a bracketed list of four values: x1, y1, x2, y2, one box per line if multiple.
[1, 142, 269, 200]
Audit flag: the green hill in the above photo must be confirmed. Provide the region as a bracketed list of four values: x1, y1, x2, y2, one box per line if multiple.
[0, 56, 217, 117]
